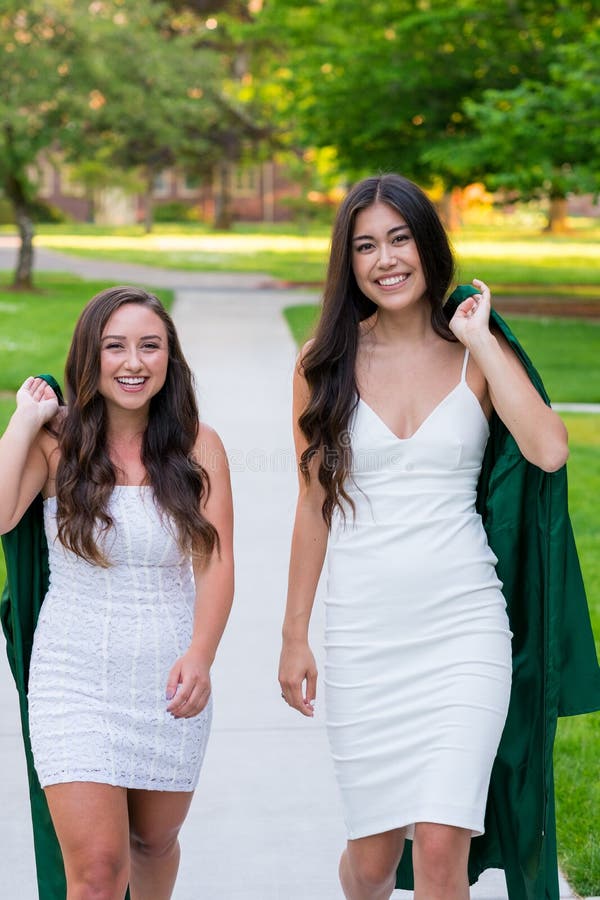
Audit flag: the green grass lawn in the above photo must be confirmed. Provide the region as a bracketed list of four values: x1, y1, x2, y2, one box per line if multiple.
[283, 305, 600, 403]
[283, 306, 600, 895]
[554, 413, 600, 895]
[27, 222, 600, 299]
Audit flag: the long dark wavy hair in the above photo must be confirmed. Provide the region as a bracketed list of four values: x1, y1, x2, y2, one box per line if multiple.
[55, 286, 218, 566]
[299, 174, 456, 526]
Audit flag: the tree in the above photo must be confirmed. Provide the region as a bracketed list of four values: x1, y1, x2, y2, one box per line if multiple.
[244, 0, 597, 219]
[425, 29, 600, 231]
[78, 4, 229, 233]
[0, 1, 87, 287]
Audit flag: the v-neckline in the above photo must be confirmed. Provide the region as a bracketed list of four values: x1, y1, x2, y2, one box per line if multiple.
[358, 382, 465, 442]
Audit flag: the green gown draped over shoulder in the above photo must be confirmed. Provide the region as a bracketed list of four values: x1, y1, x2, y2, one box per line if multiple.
[394, 286, 600, 898]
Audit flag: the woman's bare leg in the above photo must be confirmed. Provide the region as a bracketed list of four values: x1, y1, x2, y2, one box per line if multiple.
[127, 788, 194, 900]
[413, 822, 471, 900]
[45, 782, 130, 900]
[339, 828, 405, 900]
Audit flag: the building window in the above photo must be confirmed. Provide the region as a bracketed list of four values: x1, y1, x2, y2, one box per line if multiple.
[176, 172, 203, 199]
[152, 171, 172, 198]
[232, 166, 259, 197]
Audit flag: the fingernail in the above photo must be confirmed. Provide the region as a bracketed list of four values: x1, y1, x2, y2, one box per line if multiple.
[166, 689, 175, 700]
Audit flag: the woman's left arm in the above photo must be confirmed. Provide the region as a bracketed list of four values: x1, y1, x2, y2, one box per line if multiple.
[449, 279, 569, 473]
[167, 423, 234, 718]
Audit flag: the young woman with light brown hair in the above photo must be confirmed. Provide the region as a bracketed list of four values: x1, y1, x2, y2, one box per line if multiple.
[0, 285, 234, 899]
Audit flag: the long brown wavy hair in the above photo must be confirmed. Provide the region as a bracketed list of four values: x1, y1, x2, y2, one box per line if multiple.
[299, 174, 456, 526]
[55, 286, 218, 566]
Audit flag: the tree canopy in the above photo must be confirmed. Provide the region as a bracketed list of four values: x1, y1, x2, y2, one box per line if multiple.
[0, 0, 263, 285]
[244, 0, 598, 225]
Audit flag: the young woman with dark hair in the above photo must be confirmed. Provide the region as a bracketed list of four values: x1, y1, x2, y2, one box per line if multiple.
[279, 174, 572, 899]
[0, 286, 234, 899]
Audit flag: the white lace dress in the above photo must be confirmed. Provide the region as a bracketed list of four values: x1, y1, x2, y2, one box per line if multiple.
[28, 486, 212, 791]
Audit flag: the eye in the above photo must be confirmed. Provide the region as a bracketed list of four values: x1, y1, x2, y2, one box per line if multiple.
[355, 241, 375, 253]
[141, 342, 161, 350]
[392, 233, 410, 245]
[104, 342, 124, 350]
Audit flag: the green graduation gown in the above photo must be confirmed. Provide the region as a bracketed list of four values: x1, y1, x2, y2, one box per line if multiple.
[0, 376, 133, 900]
[395, 286, 600, 897]
[1, 375, 66, 899]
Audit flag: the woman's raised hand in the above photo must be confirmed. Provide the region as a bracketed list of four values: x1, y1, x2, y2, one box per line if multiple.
[448, 279, 493, 347]
[16, 377, 59, 426]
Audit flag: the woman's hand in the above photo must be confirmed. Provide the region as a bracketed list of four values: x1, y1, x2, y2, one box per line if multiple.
[16, 376, 59, 426]
[279, 639, 317, 718]
[448, 279, 493, 349]
[165, 648, 212, 718]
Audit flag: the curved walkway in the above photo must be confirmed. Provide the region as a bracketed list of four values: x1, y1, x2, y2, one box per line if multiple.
[0, 242, 589, 898]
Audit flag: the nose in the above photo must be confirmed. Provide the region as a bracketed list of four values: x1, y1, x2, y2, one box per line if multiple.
[378, 244, 397, 268]
[124, 347, 143, 370]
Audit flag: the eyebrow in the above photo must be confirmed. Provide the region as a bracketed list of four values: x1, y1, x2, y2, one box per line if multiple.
[352, 224, 410, 242]
[101, 334, 164, 341]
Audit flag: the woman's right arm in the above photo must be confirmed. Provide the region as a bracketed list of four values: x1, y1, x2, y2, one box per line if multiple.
[0, 377, 58, 534]
[279, 354, 329, 718]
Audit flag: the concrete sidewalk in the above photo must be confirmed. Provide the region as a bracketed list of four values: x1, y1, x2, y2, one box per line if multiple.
[0, 244, 581, 898]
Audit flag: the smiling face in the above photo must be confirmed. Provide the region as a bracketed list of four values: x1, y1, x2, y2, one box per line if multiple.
[351, 201, 428, 312]
[98, 303, 169, 415]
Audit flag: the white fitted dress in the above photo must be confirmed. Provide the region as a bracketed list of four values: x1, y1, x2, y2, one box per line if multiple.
[325, 350, 512, 840]
[28, 486, 212, 791]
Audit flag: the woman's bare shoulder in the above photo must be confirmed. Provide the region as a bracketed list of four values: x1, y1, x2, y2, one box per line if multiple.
[194, 421, 228, 473]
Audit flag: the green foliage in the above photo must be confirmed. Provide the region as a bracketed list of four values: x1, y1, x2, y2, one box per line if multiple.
[153, 201, 197, 222]
[0, 0, 264, 266]
[0, 2, 78, 197]
[425, 27, 600, 202]
[245, 0, 597, 200]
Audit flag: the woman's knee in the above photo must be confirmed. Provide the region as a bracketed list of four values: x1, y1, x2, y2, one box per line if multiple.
[413, 823, 470, 885]
[66, 849, 129, 898]
[129, 824, 181, 860]
[344, 841, 399, 891]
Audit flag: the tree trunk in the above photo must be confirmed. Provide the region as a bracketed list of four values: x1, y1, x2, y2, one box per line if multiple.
[13, 203, 35, 289]
[544, 196, 569, 234]
[85, 188, 96, 224]
[4, 166, 35, 288]
[213, 160, 233, 230]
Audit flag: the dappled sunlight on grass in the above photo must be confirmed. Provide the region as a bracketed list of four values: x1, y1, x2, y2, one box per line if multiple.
[454, 239, 599, 259]
[36, 232, 331, 253]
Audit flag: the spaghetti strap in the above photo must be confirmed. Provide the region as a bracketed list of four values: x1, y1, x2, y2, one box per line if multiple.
[460, 348, 470, 383]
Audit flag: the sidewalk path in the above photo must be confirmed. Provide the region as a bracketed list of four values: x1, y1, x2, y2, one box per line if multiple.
[0, 244, 583, 898]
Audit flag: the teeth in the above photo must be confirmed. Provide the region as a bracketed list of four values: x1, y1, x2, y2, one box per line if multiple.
[117, 377, 145, 385]
[378, 274, 408, 286]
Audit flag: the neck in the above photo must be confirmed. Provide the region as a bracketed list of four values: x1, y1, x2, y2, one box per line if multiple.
[369, 301, 433, 346]
[105, 407, 148, 445]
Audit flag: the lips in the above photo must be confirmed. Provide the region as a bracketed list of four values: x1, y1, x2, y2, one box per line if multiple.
[115, 376, 148, 392]
[375, 273, 409, 287]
